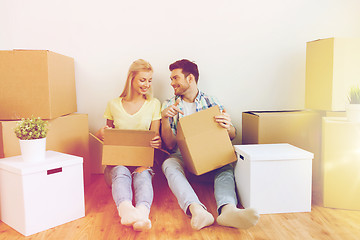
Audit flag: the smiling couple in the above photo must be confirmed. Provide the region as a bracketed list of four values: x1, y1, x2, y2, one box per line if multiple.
[97, 59, 259, 231]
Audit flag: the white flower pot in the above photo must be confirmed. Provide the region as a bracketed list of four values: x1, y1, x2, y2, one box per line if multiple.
[346, 104, 360, 122]
[19, 138, 47, 162]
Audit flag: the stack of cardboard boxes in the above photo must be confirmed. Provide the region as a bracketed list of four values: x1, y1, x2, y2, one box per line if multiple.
[0, 50, 90, 185]
[241, 37, 360, 208]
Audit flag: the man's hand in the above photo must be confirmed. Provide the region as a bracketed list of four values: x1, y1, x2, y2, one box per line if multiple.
[214, 109, 232, 131]
[161, 98, 184, 118]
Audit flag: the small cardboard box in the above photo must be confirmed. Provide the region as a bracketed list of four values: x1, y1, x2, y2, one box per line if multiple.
[234, 144, 314, 214]
[322, 117, 360, 210]
[0, 151, 85, 236]
[176, 105, 237, 175]
[0, 113, 90, 185]
[242, 110, 323, 204]
[0, 50, 77, 120]
[101, 129, 155, 167]
[305, 38, 360, 111]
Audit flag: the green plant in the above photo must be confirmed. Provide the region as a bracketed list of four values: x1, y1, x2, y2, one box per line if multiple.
[14, 117, 49, 140]
[348, 86, 360, 104]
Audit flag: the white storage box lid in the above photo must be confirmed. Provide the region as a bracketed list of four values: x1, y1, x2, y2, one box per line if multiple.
[234, 143, 314, 161]
[0, 151, 83, 175]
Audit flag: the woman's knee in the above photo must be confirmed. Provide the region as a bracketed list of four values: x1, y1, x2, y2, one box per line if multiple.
[111, 165, 131, 179]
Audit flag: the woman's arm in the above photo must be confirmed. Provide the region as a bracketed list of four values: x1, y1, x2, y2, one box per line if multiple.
[150, 119, 161, 149]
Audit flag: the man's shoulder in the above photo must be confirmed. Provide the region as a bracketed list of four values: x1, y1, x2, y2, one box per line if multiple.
[162, 96, 177, 106]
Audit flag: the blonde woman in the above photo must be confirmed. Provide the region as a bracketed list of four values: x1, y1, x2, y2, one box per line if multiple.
[98, 59, 161, 231]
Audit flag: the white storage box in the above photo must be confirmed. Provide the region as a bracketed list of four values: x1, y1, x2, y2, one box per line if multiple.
[0, 151, 85, 236]
[234, 144, 313, 214]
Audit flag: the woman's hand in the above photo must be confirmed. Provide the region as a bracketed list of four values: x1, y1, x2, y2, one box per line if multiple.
[150, 135, 162, 149]
[95, 125, 112, 141]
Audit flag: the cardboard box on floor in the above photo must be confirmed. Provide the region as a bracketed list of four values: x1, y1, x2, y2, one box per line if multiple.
[90, 129, 155, 168]
[176, 105, 237, 175]
[0, 50, 77, 120]
[242, 110, 323, 204]
[0, 113, 91, 185]
[305, 38, 360, 111]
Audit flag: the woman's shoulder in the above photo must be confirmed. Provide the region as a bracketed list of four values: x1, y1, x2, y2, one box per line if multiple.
[147, 97, 161, 105]
[108, 97, 122, 104]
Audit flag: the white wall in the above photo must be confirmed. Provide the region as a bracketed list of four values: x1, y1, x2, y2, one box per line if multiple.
[1, 0, 360, 144]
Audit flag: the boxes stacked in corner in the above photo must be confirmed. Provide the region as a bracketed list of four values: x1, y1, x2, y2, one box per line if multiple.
[0, 151, 85, 236]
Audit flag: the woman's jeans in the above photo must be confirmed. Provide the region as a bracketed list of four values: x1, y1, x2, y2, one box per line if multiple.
[161, 151, 238, 215]
[104, 165, 154, 210]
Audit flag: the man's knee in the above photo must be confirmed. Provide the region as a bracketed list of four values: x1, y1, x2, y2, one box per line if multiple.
[162, 158, 183, 175]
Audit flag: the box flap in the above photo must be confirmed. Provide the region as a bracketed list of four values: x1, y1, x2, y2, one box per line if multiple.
[234, 144, 314, 161]
[104, 129, 155, 147]
[0, 151, 83, 175]
[243, 110, 303, 117]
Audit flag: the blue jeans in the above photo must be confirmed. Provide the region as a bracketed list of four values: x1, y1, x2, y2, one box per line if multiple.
[104, 165, 154, 210]
[162, 151, 237, 215]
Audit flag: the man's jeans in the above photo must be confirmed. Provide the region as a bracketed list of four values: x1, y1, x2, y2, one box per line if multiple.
[162, 151, 237, 215]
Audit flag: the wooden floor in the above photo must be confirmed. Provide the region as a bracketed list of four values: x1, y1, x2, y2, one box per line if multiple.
[1, 164, 360, 240]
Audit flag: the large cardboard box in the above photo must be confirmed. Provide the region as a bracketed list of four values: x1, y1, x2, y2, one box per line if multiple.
[0, 50, 77, 120]
[242, 110, 323, 204]
[0, 151, 85, 236]
[305, 38, 360, 111]
[234, 144, 313, 214]
[322, 117, 360, 210]
[176, 106, 237, 175]
[0, 113, 90, 185]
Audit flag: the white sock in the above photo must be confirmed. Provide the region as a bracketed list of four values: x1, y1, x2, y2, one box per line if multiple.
[217, 204, 259, 229]
[117, 201, 141, 226]
[189, 203, 214, 230]
[133, 205, 152, 231]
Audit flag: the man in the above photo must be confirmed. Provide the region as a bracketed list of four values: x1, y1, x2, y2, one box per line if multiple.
[161, 59, 259, 230]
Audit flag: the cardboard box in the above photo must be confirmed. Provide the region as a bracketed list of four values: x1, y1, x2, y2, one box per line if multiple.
[322, 117, 360, 210]
[0, 151, 85, 236]
[100, 129, 155, 167]
[0, 113, 90, 185]
[242, 110, 323, 204]
[89, 133, 169, 174]
[234, 144, 313, 214]
[0, 50, 77, 120]
[305, 38, 360, 111]
[176, 106, 237, 175]
[89, 133, 106, 174]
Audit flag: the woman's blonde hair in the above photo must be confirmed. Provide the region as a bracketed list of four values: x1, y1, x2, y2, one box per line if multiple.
[120, 59, 153, 100]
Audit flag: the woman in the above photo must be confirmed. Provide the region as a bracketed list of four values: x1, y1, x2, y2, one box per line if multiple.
[98, 59, 161, 231]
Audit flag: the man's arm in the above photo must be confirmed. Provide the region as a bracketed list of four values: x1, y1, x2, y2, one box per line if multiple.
[161, 98, 184, 151]
[214, 109, 236, 140]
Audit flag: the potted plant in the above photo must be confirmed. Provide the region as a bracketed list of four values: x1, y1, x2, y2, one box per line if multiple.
[346, 86, 360, 122]
[14, 117, 49, 162]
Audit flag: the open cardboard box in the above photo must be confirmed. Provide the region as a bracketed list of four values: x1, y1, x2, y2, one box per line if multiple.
[176, 105, 237, 175]
[91, 129, 155, 168]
